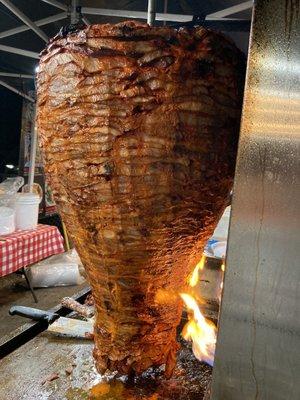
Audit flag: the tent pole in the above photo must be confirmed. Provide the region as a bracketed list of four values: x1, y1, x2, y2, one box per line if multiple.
[28, 106, 37, 193]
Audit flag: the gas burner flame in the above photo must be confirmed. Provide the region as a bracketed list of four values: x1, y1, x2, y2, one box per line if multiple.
[188, 255, 205, 287]
[180, 293, 216, 366]
[180, 254, 218, 367]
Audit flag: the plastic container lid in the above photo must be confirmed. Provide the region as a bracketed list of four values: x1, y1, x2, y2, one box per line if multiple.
[15, 193, 40, 204]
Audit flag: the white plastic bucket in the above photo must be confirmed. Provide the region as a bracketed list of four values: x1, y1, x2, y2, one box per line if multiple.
[15, 193, 40, 230]
[0, 206, 15, 235]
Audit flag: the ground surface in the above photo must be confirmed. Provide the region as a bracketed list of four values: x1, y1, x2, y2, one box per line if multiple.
[0, 273, 87, 337]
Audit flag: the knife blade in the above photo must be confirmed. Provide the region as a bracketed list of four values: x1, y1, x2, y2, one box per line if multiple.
[9, 305, 93, 339]
[47, 316, 93, 339]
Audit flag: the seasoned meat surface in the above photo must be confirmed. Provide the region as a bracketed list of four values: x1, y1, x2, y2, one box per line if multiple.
[37, 21, 245, 377]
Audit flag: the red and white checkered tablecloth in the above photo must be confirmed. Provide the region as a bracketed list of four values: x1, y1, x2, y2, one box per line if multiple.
[0, 224, 65, 277]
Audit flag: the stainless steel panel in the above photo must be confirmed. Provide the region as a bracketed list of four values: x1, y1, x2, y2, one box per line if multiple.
[211, 0, 300, 399]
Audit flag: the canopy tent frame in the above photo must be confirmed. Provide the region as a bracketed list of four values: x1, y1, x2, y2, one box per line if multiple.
[0, 0, 253, 77]
[0, 1, 253, 40]
[0, 12, 68, 39]
[40, 0, 67, 12]
[0, 78, 35, 101]
[0, 0, 49, 42]
[0, 72, 34, 78]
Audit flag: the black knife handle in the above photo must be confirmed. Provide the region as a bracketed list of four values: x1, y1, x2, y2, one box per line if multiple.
[9, 306, 59, 324]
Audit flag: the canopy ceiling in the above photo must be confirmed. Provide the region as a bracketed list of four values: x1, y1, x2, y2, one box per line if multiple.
[0, 0, 252, 93]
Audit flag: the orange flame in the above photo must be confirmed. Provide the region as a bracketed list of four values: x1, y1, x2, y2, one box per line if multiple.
[180, 292, 216, 366]
[181, 253, 218, 366]
[188, 255, 205, 287]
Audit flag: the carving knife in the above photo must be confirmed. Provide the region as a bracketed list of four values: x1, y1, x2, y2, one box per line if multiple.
[9, 305, 93, 340]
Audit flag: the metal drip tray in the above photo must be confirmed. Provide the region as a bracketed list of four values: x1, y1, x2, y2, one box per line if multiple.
[0, 287, 212, 400]
[0, 328, 212, 400]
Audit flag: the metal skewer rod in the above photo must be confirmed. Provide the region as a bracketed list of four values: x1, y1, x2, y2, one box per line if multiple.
[70, 0, 79, 24]
[147, 0, 156, 26]
[163, 0, 168, 26]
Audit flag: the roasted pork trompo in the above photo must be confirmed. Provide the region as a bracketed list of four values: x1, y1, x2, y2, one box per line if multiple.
[37, 21, 244, 377]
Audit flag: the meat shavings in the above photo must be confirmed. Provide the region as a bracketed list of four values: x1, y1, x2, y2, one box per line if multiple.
[41, 372, 59, 385]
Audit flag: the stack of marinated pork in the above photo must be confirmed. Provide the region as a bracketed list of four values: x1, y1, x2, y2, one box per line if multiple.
[37, 21, 244, 377]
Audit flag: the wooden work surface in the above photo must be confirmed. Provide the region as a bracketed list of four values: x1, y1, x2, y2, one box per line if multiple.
[0, 328, 212, 400]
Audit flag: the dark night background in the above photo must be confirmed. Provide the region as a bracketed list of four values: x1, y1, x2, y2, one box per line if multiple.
[0, 86, 22, 176]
